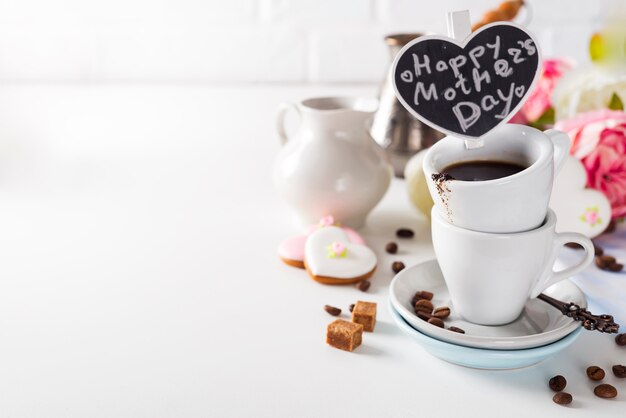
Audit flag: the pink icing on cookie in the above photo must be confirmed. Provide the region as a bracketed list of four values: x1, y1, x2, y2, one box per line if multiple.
[278, 235, 307, 261]
[343, 228, 365, 245]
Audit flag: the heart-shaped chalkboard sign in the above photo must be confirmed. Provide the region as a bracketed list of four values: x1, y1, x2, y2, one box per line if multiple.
[392, 22, 541, 139]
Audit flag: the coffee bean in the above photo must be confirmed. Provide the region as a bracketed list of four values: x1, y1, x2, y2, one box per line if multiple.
[567, 240, 604, 256]
[613, 365, 626, 378]
[448, 326, 465, 334]
[595, 253, 623, 272]
[396, 228, 414, 238]
[392, 261, 405, 273]
[433, 306, 451, 319]
[349, 304, 355, 313]
[414, 299, 434, 314]
[324, 305, 341, 316]
[616, 333, 626, 346]
[549, 375, 567, 392]
[420, 290, 434, 300]
[594, 384, 617, 399]
[416, 311, 433, 321]
[552, 392, 572, 405]
[356, 280, 371, 292]
[385, 242, 398, 254]
[586, 366, 605, 381]
[602, 255, 617, 264]
[595, 256, 608, 269]
[596, 255, 616, 269]
[411, 290, 434, 303]
[427, 317, 445, 328]
[593, 241, 604, 256]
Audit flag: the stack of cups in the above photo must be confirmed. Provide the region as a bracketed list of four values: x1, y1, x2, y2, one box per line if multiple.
[423, 124, 596, 326]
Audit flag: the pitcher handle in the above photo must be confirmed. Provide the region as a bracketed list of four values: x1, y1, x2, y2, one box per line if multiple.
[529, 232, 594, 298]
[545, 129, 570, 176]
[276, 102, 299, 145]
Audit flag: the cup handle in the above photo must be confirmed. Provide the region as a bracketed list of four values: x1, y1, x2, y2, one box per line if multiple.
[529, 232, 594, 298]
[276, 102, 299, 146]
[544, 129, 570, 176]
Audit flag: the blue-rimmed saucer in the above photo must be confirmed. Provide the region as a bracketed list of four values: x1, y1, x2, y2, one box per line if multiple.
[389, 301, 583, 370]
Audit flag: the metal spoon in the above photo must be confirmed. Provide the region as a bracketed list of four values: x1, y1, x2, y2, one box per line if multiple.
[538, 293, 620, 333]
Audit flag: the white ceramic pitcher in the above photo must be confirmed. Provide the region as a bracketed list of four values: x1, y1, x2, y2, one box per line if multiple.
[274, 97, 393, 229]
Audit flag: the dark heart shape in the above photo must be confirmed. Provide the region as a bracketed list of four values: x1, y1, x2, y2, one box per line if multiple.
[392, 23, 540, 139]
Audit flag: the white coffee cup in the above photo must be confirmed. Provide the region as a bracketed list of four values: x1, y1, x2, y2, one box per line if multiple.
[431, 208, 594, 325]
[423, 124, 570, 233]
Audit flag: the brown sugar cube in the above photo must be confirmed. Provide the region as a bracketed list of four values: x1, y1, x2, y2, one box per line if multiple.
[352, 301, 377, 332]
[326, 319, 363, 352]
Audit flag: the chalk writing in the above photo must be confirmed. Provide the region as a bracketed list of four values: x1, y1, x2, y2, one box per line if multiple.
[392, 23, 540, 138]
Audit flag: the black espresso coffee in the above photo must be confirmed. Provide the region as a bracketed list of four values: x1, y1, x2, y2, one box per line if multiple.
[441, 160, 527, 181]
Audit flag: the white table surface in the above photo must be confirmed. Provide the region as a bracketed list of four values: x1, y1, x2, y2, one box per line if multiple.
[0, 84, 624, 417]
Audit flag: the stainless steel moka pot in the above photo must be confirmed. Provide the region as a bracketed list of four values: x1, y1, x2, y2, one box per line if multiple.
[370, 33, 444, 178]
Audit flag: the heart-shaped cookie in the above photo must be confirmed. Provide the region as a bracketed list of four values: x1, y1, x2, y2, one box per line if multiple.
[392, 22, 540, 139]
[550, 155, 611, 238]
[304, 226, 376, 285]
[278, 216, 365, 269]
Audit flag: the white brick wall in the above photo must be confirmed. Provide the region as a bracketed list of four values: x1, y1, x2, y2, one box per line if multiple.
[0, 0, 617, 83]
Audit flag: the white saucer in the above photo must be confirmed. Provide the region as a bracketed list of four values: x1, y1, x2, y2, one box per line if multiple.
[389, 259, 585, 350]
[389, 301, 583, 370]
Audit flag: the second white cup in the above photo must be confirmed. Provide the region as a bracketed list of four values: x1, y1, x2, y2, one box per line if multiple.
[431, 208, 594, 325]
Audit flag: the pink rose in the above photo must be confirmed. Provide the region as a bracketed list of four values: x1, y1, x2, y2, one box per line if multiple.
[554, 109, 626, 159]
[331, 242, 346, 254]
[580, 123, 626, 219]
[327, 241, 347, 258]
[512, 58, 573, 124]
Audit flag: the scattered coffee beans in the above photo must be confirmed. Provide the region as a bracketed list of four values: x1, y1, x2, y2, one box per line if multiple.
[433, 306, 451, 319]
[594, 384, 618, 399]
[448, 326, 465, 334]
[549, 375, 567, 392]
[586, 366, 605, 381]
[385, 242, 398, 254]
[324, 305, 341, 316]
[595, 254, 623, 272]
[349, 304, 355, 313]
[416, 311, 433, 321]
[601, 255, 615, 263]
[566, 240, 603, 256]
[595, 255, 614, 269]
[356, 280, 371, 292]
[392, 261, 405, 273]
[414, 299, 434, 314]
[594, 257, 605, 269]
[411, 290, 434, 304]
[396, 228, 414, 238]
[613, 365, 626, 378]
[594, 241, 604, 256]
[552, 392, 572, 405]
[616, 333, 626, 346]
[427, 317, 445, 328]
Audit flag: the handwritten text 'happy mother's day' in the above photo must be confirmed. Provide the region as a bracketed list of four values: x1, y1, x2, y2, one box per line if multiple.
[398, 36, 537, 133]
